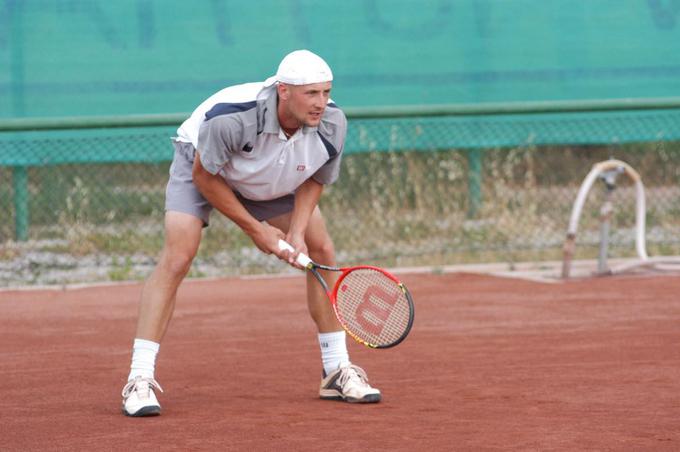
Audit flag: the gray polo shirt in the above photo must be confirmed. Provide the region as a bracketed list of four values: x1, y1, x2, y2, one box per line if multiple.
[176, 82, 346, 202]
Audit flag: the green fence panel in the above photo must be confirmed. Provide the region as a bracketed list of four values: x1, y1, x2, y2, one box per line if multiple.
[2, 100, 680, 246]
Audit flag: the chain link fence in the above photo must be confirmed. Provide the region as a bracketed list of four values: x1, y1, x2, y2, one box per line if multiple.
[2, 104, 680, 286]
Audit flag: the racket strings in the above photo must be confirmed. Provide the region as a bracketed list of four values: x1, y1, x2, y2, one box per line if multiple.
[335, 268, 412, 347]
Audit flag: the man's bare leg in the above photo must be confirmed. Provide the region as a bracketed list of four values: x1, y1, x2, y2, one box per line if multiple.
[135, 211, 204, 342]
[122, 211, 203, 417]
[266, 207, 340, 332]
[267, 208, 381, 402]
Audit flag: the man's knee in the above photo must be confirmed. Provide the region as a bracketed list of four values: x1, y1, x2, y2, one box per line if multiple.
[159, 244, 197, 277]
[159, 211, 203, 277]
[308, 239, 335, 263]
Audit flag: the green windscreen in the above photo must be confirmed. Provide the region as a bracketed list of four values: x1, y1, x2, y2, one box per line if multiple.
[2, 0, 680, 118]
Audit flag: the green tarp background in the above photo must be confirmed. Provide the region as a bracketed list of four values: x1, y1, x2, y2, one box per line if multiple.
[2, 0, 680, 118]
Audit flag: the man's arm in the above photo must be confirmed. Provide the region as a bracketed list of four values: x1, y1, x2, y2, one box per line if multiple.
[191, 151, 284, 255]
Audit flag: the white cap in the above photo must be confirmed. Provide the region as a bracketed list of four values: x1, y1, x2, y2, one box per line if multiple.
[263, 50, 333, 87]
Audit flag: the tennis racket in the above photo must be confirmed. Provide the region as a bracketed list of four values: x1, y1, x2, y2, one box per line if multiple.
[278, 240, 414, 348]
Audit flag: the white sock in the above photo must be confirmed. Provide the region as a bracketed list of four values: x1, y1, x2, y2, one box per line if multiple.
[127, 338, 160, 381]
[318, 331, 350, 375]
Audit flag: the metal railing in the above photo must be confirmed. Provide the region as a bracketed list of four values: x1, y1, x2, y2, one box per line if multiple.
[4, 97, 680, 241]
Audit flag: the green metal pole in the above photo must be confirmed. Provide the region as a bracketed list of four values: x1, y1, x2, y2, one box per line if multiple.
[467, 149, 483, 217]
[13, 166, 29, 241]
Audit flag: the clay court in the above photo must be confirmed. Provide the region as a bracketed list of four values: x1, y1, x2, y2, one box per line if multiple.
[1, 270, 679, 451]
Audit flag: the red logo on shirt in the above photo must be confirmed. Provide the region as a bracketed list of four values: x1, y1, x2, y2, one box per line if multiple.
[296, 165, 306, 171]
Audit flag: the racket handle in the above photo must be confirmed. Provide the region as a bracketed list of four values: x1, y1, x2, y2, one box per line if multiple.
[277, 239, 313, 268]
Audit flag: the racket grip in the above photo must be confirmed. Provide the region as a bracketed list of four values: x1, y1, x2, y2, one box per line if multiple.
[277, 239, 312, 268]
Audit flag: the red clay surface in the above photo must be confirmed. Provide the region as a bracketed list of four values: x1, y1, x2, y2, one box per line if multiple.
[1, 272, 679, 451]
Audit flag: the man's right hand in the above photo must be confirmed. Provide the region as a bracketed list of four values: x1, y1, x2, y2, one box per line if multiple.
[249, 222, 287, 256]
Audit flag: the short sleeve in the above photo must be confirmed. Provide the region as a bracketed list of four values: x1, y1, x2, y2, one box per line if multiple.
[197, 116, 241, 175]
[312, 151, 343, 185]
[312, 107, 347, 185]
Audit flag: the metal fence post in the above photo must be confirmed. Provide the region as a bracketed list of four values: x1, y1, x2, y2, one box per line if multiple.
[467, 149, 483, 217]
[12, 165, 29, 241]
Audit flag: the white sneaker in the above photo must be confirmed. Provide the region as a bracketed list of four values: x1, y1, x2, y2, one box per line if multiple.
[121, 376, 163, 417]
[319, 364, 381, 403]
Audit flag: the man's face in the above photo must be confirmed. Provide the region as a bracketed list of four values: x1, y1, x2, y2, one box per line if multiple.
[279, 81, 332, 128]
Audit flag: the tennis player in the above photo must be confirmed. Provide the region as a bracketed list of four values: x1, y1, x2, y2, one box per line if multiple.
[121, 50, 381, 417]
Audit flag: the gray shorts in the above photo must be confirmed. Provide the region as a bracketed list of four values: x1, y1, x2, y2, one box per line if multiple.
[165, 140, 295, 225]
